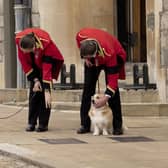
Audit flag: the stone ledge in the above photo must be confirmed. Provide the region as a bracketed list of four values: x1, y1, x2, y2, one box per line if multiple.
[0, 88, 160, 103]
[0, 144, 54, 168]
[0, 89, 27, 103]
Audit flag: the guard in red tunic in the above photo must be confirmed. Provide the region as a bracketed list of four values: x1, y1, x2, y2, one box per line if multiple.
[15, 28, 64, 132]
[76, 27, 126, 135]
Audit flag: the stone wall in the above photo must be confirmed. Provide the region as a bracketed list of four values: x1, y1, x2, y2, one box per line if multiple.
[146, 0, 168, 103]
[31, 0, 40, 27]
[160, 0, 168, 102]
[161, 0, 168, 66]
[0, 0, 4, 88]
[0, 0, 167, 104]
[0, 0, 116, 89]
[37, 0, 116, 85]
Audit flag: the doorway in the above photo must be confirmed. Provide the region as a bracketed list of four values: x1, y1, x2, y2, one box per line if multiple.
[117, 0, 147, 62]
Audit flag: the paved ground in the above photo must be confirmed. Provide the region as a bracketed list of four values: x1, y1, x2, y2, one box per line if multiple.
[0, 153, 40, 168]
[0, 104, 168, 168]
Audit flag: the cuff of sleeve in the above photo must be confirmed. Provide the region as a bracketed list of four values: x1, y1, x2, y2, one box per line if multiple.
[26, 69, 38, 82]
[105, 94, 111, 98]
[105, 87, 115, 97]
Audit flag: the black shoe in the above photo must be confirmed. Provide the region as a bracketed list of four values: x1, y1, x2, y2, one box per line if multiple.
[36, 126, 48, 132]
[77, 126, 90, 134]
[26, 125, 35, 132]
[113, 128, 123, 135]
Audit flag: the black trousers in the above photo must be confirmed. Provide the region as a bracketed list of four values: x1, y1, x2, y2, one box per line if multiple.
[28, 81, 51, 127]
[80, 64, 123, 130]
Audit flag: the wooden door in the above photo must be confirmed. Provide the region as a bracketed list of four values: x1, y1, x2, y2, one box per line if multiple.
[117, 0, 146, 62]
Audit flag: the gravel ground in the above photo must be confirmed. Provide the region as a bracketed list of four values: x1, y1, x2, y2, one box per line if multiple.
[0, 154, 40, 168]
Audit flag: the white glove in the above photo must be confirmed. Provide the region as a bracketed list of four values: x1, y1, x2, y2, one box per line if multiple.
[45, 90, 51, 109]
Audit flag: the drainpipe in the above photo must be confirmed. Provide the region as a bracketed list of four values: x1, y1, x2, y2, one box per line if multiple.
[4, 0, 17, 88]
[14, 0, 32, 88]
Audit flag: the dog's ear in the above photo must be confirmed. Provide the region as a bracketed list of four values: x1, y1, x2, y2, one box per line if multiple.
[96, 95, 100, 99]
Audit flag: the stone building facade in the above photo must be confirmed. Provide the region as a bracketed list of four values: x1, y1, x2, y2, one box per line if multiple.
[0, 0, 4, 87]
[0, 0, 168, 103]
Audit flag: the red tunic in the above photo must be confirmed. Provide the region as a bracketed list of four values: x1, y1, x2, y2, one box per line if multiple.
[15, 28, 64, 89]
[76, 27, 126, 94]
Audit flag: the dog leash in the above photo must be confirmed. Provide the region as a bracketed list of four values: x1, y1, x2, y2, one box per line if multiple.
[97, 77, 100, 94]
[95, 59, 101, 94]
[0, 92, 37, 119]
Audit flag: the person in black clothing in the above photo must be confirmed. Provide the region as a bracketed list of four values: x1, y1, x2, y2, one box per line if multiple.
[76, 28, 126, 135]
[15, 28, 64, 132]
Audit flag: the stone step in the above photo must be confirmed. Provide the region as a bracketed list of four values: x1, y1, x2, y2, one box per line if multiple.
[51, 101, 168, 116]
[120, 89, 159, 103]
[51, 89, 159, 103]
[0, 88, 159, 103]
[2, 100, 168, 116]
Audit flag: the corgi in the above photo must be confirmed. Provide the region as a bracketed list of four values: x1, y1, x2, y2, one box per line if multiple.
[89, 94, 112, 136]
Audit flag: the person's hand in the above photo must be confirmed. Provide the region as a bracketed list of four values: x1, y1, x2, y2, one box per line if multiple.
[85, 59, 94, 67]
[94, 95, 109, 108]
[45, 90, 51, 109]
[52, 79, 57, 84]
[33, 80, 42, 92]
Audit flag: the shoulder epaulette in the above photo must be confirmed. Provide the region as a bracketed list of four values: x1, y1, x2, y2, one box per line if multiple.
[102, 48, 111, 57]
[34, 35, 44, 49]
[39, 38, 50, 43]
[78, 33, 88, 39]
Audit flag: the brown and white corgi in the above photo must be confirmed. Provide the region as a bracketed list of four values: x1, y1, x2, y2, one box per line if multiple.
[89, 94, 112, 136]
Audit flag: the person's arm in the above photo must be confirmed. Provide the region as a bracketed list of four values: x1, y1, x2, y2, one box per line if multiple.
[42, 41, 63, 108]
[42, 41, 63, 91]
[17, 47, 39, 82]
[32, 78, 42, 92]
[116, 40, 127, 66]
[41, 52, 52, 109]
[103, 38, 126, 97]
[115, 40, 127, 80]
[93, 54, 119, 108]
[104, 55, 119, 98]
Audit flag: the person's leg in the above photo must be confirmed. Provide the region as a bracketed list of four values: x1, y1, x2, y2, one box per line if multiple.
[108, 89, 123, 135]
[77, 65, 101, 133]
[26, 82, 41, 131]
[37, 90, 51, 132]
